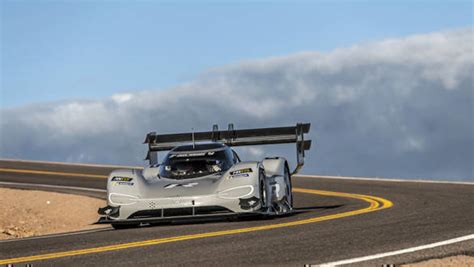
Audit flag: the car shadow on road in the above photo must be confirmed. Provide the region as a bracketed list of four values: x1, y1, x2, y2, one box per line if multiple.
[293, 204, 344, 213]
[274, 204, 345, 218]
[141, 204, 346, 227]
[116, 204, 347, 230]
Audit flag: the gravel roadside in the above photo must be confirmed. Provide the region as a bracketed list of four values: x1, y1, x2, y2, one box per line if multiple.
[0, 188, 106, 240]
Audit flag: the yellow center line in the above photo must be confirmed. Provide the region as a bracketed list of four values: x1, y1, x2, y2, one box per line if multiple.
[0, 187, 393, 264]
[0, 168, 108, 179]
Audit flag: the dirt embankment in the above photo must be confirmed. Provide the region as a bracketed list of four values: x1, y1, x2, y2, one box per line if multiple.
[0, 188, 106, 240]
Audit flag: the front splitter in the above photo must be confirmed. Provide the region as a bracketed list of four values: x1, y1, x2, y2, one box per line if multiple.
[95, 212, 267, 225]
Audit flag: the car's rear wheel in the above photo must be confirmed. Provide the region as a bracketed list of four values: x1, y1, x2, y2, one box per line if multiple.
[284, 164, 293, 210]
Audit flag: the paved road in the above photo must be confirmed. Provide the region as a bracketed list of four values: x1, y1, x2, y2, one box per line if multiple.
[0, 159, 473, 266]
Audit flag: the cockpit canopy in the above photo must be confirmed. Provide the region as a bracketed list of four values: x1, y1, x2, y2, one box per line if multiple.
[159, 143, 238, 179]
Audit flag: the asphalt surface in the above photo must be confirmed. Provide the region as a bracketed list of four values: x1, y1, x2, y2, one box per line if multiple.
[0, 159, 473, 266]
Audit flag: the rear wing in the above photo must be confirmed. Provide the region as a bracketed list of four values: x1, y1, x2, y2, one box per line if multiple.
[144, 123, 312, 174]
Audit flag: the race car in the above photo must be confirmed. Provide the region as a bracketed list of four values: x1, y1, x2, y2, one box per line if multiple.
[96, 123, 311, 229]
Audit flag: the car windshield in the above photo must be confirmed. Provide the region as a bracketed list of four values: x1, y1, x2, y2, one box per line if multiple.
[159, 149, 233, 179]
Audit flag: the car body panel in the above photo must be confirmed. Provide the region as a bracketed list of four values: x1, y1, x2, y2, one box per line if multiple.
[98, 155, 286, 222]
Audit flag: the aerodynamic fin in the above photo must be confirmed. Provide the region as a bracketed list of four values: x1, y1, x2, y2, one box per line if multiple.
[144, 123, 312, 174]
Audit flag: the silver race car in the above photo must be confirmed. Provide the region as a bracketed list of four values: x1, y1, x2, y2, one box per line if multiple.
[97, 123, 311, 229]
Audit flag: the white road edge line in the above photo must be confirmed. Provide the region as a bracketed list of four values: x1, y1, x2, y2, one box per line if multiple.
[296, 175, 474, 185]
[318, 234, 474, 266]
[0, 181, 106, 193]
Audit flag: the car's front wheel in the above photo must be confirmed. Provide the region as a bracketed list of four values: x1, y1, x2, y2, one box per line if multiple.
[259, 168, 268, 212]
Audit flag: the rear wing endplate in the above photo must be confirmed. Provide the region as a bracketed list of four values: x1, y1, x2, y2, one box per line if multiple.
[144, 123, 312, 174]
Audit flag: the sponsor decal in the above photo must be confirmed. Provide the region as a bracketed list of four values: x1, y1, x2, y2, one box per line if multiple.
[164, 182, 199, 189]
[112, 176, 133, 182]
[230, 168, 253, 176]
[112, 181, 134, 186]
[169, 151, 215, 158]
[228, 168, 252, 179]
[228, 173, 250, 179]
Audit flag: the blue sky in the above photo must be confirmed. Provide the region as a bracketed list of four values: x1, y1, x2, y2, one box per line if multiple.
[1, 1, 472, 107]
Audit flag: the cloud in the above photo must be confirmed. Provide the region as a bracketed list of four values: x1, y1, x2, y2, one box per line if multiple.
[1, 28, 472, 180]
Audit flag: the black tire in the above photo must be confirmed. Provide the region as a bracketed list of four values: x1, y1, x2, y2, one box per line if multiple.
[111, 223, 139, 230]
[284, 164, 293, 209]
[259, 168, 267, 210]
